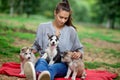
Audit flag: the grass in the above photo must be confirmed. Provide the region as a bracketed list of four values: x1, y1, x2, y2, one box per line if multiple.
[0, 13, 120, 79]
[76, 25, 120, 43]
[104, 48, 120, 58]
[0, 16, 36, 58]
[0, 35, 20, 57]
[85, 62, 120, 69]
[0, 13, 52, 31]
[14, 32, 35, 41]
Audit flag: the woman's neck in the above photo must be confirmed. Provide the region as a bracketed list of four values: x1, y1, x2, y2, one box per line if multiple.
[52, 21, 64, 36]
[53, 20, 64, 30]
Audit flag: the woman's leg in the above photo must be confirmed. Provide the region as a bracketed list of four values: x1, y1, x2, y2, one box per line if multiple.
[35, 58, 51, 80]
[35, 58, 68, 80]
[48, 62, 68, 80]
[35, 58, 49, 72]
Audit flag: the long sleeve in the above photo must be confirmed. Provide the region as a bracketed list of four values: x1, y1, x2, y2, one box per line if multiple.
[32, 24, 43, 52]
[70, 27, 84, 54]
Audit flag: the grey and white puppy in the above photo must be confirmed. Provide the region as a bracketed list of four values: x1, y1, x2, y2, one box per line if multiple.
[19, 47, 36, 75]
[41, 34, 61, 65]
[61, 51, 86, 80]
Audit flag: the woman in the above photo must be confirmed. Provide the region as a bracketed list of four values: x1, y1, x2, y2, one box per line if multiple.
[24, 0, 84, 80]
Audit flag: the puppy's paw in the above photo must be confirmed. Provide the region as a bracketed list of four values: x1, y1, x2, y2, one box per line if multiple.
[81, 71, 87, 79]
[71, 76, 76, 80]
[64, 76, 69, 79]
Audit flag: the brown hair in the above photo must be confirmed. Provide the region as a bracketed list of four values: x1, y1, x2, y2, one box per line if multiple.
[55, 0, 76, 29]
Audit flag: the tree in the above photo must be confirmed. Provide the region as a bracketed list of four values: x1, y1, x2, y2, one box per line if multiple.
[95, 0, 120, 29]
[0, 0, 9, 13]
[9, 0, 15, 16]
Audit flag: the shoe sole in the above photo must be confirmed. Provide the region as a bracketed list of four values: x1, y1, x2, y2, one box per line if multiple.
[24, 62, 36, 80]
[38, 71, 50, 80]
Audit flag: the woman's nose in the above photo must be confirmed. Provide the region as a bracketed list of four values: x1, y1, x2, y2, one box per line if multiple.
[61, 19, 66, 23]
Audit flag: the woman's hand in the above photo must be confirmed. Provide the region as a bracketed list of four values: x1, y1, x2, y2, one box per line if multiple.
[32, 49, 37, 54]
[72, 51, 82, 59]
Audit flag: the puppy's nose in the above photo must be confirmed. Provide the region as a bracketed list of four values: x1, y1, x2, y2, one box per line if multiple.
[28, 57, 31, 59]
[52, 42, 55, 44]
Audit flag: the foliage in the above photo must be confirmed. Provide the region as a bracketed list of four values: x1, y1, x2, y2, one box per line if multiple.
[93, 0, 120, 29]
[0, 0, 120, 29]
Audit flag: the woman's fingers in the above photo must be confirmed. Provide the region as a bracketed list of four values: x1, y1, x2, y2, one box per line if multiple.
[72, 52, 81, 59]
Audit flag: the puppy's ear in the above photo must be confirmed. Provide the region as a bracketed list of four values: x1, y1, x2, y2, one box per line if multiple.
[60, 53, 64, 58]
[29, 47, 34, 52]
[47, 33, 51, 39]
[62, 51, 68, 57]
[21, 47, 27, 53]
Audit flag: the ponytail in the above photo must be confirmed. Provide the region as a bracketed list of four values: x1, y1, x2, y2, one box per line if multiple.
[55, 0, 76, 30]
[62, 0, 70, 9]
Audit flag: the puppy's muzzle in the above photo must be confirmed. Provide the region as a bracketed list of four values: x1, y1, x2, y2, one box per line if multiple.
[51, 42, 55, 46]
[28, 57, 31, 59]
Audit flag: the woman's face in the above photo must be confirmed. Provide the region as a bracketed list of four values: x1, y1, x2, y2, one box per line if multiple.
[54, 9, 70, 27]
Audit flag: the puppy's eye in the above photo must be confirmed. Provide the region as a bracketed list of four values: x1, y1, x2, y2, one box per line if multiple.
[55, 39, 58, 41]
[25, 53, 27, 55]
[29, 53, 31, 54]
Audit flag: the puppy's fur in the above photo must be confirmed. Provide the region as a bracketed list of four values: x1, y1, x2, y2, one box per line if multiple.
[61, 51, 86, 80]
[19, 47, 36, 75]
[41, 34, 61, 65]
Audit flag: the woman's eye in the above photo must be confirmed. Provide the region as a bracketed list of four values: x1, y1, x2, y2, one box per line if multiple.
[65, 18, 68, 20]
[59, 16, 63, 19]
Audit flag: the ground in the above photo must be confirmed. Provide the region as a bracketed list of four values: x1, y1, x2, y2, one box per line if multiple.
[0, 38, 119, 80]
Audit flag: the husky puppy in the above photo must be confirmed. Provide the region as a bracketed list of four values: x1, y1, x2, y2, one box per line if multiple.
[19, 47, 36, 75]
[61, 51, 86, 80]
[41, 34, 61, 65]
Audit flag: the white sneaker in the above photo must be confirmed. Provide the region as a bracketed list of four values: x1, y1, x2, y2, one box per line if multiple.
[24, 61, 36, 80]
[38, 71, 50, 80]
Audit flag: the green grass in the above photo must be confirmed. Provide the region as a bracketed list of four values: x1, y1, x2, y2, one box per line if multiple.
[0, 13, 120, 79]
[77, 25, 120, 43]
[0, 20, 35, 57]
[85, 61, 120, 69]
[0, 14, 52, 31]
[114, 76, 120, 80]
[0, 13, 52, 23]
[0, 36, 20, 57]
[14, 32, 35, 41]
[104, 48, 120, 58]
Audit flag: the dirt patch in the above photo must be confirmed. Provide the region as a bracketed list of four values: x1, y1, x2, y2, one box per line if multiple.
[82, 38, 120, 76]
[0, 75, 25, 80]
[83, 38, 120, 64]
[83, 38, 120, 51]
[12, 38, 33, 47]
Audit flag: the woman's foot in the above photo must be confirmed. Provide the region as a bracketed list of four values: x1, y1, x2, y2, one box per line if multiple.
[24, 62, 36, 80]
[38, 71, 50, 80]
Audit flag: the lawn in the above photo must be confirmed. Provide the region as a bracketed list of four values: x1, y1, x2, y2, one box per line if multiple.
[0, 14, 120, 80]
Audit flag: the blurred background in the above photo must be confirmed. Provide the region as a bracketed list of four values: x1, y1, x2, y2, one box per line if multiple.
[0, 0, 120, 29]
[0, 0, 120, 80]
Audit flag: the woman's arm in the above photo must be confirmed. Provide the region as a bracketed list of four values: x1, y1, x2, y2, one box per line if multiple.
[32, 24, 43, 53]
[70, 27, 84, 59]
